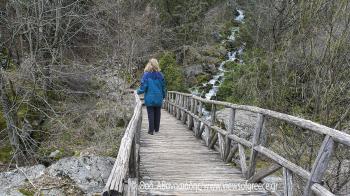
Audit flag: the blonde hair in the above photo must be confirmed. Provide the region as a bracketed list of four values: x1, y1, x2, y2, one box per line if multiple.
[144, 58, 160, 72]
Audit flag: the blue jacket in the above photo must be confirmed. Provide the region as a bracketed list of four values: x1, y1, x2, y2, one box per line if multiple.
[137, 71, 166, 107]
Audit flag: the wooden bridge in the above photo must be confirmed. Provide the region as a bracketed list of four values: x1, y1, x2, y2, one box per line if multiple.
[103, 91, 350, 196]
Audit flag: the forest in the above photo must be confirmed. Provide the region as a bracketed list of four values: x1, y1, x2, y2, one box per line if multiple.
[0, 0, 349, 195]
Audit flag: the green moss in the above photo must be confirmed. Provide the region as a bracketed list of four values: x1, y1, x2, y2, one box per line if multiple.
[17, 105, 30, 122]
[18, 188, 35, 196]
[223, 61, 239, 70]
[37, 146, 56, 157]
[62, 131, 72, 141]
[47, 90, 63, 101]
[0, 145, 12, 163]
[37, 146, 73, 160]
[0, 111, 7, 131]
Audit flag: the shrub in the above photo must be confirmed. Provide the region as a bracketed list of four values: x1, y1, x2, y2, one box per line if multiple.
[159, 52, 187, 92]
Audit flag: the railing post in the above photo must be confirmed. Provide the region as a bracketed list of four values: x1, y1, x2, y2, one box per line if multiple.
[169, 93, 174, 115]
[181, 95, 187, 124]
[166, 92, 169, 110]
[191, 97, 196, 129]
[224, 108, 236, 161]
[167, 92, 171, 113]
[283, 167, 293, 196]
[193, 99, 198, 115]
[171, 93, 174, 114]
[180, 94, 183, 119]
[176, 94, 181, 120]
[248, 113, 265, 178]
[196, 101, 204, 138]
[218, 132, 225, 159]
[211, 104, 216, 125]
[175, 93, 178, 116]
[129, 137, 137, 178]
[303, 135, 334, 196]
[208, 104, 217, 149]
[175, 94, 179, 118]
[167, 92, 170, 113]
[192, 99, 198, 133]
[238, 143, 248, 178]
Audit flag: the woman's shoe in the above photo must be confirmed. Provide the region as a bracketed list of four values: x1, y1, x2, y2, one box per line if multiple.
[148, 131, 154, 135]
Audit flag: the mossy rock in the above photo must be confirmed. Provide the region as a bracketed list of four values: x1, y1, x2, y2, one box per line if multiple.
[231, 20, 241, 27]
[18, 188, 35, 196]
[225, 40, 242, 51]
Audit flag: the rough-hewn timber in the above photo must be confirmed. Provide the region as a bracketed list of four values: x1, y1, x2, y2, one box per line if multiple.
[139, 107, 268, 195]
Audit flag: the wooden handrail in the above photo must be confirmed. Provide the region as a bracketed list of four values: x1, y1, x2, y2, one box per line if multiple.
[165, 91, 350, 196]
[167, 91, 350, 146]
[103, 91, 142, 196]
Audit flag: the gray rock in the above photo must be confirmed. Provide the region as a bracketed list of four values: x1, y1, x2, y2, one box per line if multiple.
[184, 65, 203, 77]
[202, 56, 221, 65]
[49, 150, 60, 158]
[47, 156, 114, 195]
[212, 31, 222, 42]
[41, 188, 65, 196]
[205, 64, 217, 73]
[0, 164, 45, 196]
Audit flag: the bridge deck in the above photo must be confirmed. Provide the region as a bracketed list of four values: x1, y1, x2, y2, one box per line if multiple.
[139, 108, 268, 195]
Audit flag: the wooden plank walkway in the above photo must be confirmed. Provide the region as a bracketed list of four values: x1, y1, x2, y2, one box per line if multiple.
[139, 107, 269, 196]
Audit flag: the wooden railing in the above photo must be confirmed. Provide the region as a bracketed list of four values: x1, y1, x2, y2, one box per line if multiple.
[103, 91, 142, 196]
[165, 91, 350, 196]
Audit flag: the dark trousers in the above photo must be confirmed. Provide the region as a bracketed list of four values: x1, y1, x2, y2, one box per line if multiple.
[146, 106, 161, 133]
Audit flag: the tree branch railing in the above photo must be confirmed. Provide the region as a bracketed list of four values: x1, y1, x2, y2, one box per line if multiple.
[103, 91, 142, 196]
[165, 91, 350, 196]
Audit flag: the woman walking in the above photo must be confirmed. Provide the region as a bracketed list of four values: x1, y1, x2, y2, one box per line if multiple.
[137, 58, 166, 135]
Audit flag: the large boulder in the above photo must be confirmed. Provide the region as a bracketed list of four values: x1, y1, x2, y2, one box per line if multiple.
[184, 64, 204, 77]
[175, 45, 222, 67]
[47, 156, 114, 195]
[0, 156, 115, 196]
[0, 165, 45, 196]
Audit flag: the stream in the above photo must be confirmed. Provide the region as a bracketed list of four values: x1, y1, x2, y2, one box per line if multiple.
[189, 9, 245, 120]
[190, 9, 245, 102]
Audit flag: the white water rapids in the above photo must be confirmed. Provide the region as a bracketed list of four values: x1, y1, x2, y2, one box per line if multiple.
[203, 9, 245, 101]
[189, 9, 245, 118]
